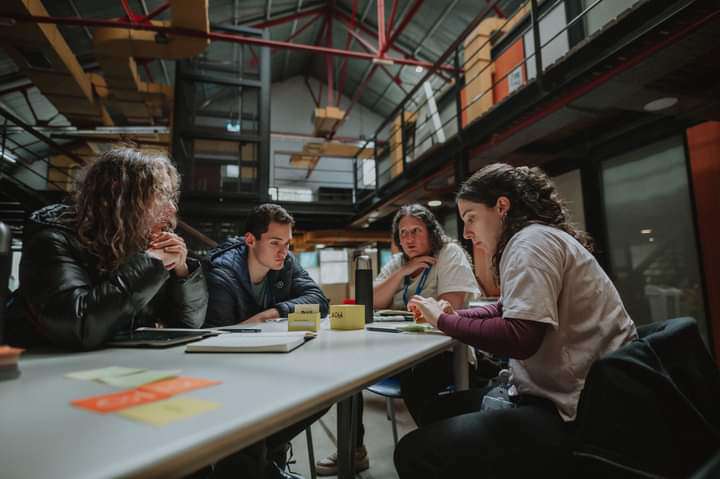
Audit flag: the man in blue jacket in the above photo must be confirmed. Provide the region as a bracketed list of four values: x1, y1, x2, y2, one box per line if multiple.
[205, 203, 329, 327]
[204, 203, 329, 479]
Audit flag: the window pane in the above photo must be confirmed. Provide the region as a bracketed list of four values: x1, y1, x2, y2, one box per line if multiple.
[601, 136, 708, 346]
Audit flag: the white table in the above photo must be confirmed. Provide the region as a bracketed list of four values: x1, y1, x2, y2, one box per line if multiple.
[0, 321, 466, 479]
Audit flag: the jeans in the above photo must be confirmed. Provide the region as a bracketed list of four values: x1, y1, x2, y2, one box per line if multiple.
[394, 389, 575, 479]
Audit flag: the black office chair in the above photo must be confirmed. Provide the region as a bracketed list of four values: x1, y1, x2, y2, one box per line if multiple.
[573, 317, 720, 478]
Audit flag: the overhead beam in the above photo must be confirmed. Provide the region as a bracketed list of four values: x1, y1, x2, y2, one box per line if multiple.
[0, 12, 458, 71]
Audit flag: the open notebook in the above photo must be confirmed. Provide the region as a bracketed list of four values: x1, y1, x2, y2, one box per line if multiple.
[186, 332, 314, 353]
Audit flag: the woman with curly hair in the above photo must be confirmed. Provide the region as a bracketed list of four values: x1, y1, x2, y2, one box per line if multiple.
[317, 203, 479, 476]
[4, 147, 208, 350]
[396, 163, 637, 478]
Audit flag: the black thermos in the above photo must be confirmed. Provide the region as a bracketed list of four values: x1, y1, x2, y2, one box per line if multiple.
[355, 254, 374, 324]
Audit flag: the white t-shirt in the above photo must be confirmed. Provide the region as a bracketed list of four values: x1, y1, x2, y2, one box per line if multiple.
[375, 242, 480, 309]
[500, 224, 637, 421]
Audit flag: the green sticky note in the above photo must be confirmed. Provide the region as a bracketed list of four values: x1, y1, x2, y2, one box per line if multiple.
[66, 366, 147, 381]
[117, 397, 221, 426]
[99, 369, 181, 388]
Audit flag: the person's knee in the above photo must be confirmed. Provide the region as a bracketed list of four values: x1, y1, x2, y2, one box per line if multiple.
[394, 429, 425, 476]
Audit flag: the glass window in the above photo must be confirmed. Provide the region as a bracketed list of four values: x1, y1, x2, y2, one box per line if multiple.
[601, 136, 708, 345]
[320, 248, 349, 284]
[553, 169, 586, 231]
[298, 251, 320, 284]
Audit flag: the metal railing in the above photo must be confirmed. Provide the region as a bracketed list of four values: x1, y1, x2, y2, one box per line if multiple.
[351, 0, 636, 206]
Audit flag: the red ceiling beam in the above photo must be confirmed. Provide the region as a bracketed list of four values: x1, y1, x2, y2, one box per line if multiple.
[383, 0, 422, 56]
[329, 64, 379, 139]
[387, 0, 400, 37]
[325, 7, 334, 106]
[252, 5, 326, 29]
[332, 8, 456, 73]
[140, 2, 170, 22]
[0, 12, 458, 72]
[377, 0, 386, 55]
[335, 12, 377, 53]
[336, 0, 358, 106]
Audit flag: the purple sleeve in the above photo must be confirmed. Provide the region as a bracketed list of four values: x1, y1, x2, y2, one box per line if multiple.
[455, 301, 502, 319]
[437, 312, 547, 360]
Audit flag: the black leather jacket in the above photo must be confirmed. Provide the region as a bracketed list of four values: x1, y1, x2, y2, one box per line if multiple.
[204, 237, 329, 328]
[4, 204, 208, 350]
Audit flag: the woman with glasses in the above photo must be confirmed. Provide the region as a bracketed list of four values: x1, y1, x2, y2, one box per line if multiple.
[317, 203, 479, 476]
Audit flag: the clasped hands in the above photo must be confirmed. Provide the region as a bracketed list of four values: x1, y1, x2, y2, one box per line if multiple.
[146, 231, 189, 277]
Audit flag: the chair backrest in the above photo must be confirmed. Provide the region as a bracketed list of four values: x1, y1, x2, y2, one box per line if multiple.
[574, 317, 720, 478]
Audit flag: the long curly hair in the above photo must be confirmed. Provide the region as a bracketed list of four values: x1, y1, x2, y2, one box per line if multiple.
[392, 203, 450, 261]
[73, 147, 180, 272]
[457, 163, 593, 279]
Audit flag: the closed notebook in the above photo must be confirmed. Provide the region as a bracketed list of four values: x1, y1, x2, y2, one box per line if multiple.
[185, 333, 310, 353]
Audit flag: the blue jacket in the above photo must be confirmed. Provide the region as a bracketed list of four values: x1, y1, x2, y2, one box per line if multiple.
[204, 237, 329, 327]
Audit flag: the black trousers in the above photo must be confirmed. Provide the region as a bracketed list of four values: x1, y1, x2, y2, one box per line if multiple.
[209, 407, 328, 479]
[394, 389, 575, 479]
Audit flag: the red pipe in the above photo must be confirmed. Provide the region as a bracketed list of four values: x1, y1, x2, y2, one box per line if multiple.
[140, 2, 170, 22]
[332, 9, 456, 72]
[387, 0, 399, 36]
[336, 0, 358, 106]
[0, 12, 457, 71]
[335, 13, 378, 53]
[330, 64, 379, 139]
[377, 0, 386, 55]
[325, 10, 334, 106]
[383, 0, 422, 56]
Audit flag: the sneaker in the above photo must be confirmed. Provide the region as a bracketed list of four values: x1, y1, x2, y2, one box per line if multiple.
[316, 446, 369, 476]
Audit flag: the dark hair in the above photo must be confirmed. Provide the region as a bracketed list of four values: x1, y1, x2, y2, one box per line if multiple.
[74, 147, 179, 272]
[392, 203, 450, 261]
[245, 203, 295, 239]
[457, 163, 593, 278]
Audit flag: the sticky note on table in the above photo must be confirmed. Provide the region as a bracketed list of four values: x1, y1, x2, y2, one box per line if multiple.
[98, 369, 181, 388]
[139, 376, 221, 396]
[117, 397, 221, 426]
[66, 366, 146, 381]
[72, 388, 171, 413]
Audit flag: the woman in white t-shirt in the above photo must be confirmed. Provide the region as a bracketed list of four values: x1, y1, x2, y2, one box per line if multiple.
[396, 163, 637, 478]
[316, 204, 479, 476]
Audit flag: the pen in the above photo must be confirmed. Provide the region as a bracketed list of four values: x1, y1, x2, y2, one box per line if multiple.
[219, 328, 262, 333]
[366, 327, 402, 333]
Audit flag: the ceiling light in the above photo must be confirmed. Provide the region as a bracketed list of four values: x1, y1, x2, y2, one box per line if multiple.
[643, 97, 678, 112]
[315, 244, 325, 249]
[415, 66, 424, 73]
[362, 223, 370, 228]
[640, 229, 652, 235]
[225, 121, 240, 133]
[369, 212, 379, 218]
[428, 200, 442, 207]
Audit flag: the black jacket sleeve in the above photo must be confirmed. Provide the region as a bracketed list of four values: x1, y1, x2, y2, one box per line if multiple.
[21, 230, 170, 350]
[274, 258, 329, 317]
[159, 258, 208, 329]
[204, 264, 241, 328]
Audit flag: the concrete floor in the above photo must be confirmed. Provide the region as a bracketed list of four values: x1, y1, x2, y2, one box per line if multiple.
[289, 392, 418, 479]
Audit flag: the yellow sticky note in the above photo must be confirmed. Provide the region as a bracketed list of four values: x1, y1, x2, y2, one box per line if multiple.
[117, 397, 220, 426]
